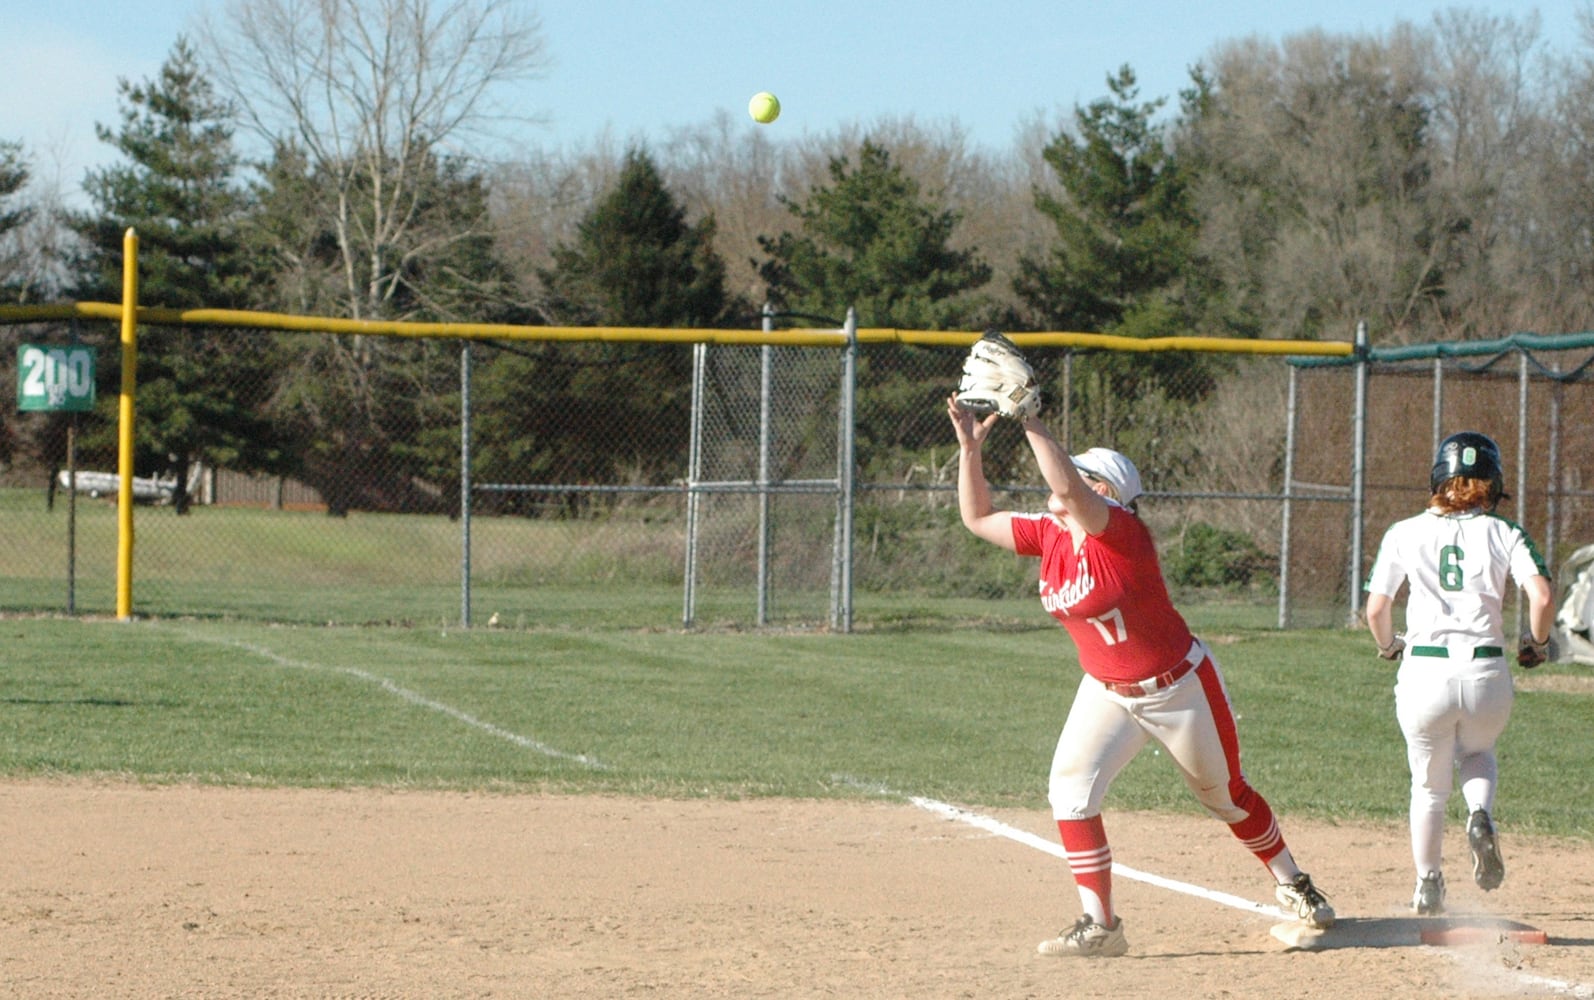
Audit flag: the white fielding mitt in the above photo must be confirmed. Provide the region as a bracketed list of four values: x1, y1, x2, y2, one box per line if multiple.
[956, 330, 1041, 420]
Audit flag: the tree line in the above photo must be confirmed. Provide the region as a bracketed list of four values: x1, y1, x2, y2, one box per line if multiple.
[2, 1, 1592, 514]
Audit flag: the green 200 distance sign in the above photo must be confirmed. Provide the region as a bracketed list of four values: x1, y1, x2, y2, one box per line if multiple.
[17, 344, 96, 413]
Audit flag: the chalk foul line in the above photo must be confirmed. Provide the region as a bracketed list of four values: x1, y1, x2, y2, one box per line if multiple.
[176, 630, 607, 770]
[908, 794, 1291, 921]
[903, 792, 1594, 997]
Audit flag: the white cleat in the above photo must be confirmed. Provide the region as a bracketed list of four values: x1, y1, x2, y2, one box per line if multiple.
[1037, 915, 1129, 958]
[1276, 872, 1335, 928]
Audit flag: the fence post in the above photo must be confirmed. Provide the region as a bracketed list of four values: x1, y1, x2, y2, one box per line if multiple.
[1547, 361, 1562, 571]
[116, 228, 139, 622]
[1347, 320, 1368, 628]
[1431, 356, 1444, 454]
[460, 341, 473, 628]
[831, 308, 857, 634]
[1516, 350, 1531, 633]
[683, 341, 708, 628]
[66, 318, 83, 615]
[1060, 351, 1073, 452]
[757, 308, 775, 626]
[1278, 364, 1298, 629]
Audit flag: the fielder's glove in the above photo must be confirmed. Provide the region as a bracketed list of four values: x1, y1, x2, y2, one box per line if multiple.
[1517, 632, 1549, 669]
[956, 330, 1041, 420]
[1377, 636, 1406, 661]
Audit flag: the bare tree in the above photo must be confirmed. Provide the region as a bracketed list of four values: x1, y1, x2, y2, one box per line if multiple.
[0, 141, 38, 300]
[487, 132, 628, 318]
[195, 0, 547, 516]
[0, 142, 84, 304]
[1420, 9, 1549, 337]
[498, 115, 1037, 326]
[657, 114, 1034, 324]
[795, 117, 1026, 325]
[657, 113, 789, 309]
[1520, 1, 1594, 332]
[201, 0, 547, 320]
[1184, 14, 1563, 344]
[1185, 27, 1443, 343]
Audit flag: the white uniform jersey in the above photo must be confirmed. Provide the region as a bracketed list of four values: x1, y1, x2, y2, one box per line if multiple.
[1365, 507, 1548, 649]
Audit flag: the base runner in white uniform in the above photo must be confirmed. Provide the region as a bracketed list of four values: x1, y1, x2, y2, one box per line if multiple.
[1364, 431, 1554, 915]
[949, 397, 1334, 959]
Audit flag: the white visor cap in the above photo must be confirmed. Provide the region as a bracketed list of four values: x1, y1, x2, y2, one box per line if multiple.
[1072, 447, 1143, 505]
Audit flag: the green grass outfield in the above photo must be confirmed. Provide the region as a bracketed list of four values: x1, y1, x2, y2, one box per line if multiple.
[2, 614, 1590, 839]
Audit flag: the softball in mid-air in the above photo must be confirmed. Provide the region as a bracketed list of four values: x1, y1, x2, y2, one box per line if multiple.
[748, 91, 780, 124]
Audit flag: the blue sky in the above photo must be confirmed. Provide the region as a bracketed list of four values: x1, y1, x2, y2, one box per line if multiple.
[1, 1, 1582, 196]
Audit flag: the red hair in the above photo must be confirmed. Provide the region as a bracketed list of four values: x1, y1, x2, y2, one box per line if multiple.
[1432, 477, 1497, 513]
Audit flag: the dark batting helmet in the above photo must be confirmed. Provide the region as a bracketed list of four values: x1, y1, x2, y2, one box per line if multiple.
[1430, 431, 1504, 499]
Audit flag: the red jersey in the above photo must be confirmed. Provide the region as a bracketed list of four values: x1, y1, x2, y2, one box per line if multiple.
[1010, 504, 1195, 685]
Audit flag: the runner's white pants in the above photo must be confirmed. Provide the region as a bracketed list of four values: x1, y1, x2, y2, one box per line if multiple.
[1394, 660, 1513, 876]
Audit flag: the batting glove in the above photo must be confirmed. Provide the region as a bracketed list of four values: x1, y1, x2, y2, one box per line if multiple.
[1376, 636, 1405, 661]
[1517, 632, 1549, 669]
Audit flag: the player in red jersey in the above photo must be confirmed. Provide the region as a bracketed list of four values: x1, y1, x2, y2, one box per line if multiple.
[947, 396, 1334, 957]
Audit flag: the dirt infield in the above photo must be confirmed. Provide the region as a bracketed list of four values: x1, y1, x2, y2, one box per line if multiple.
[2, 781, 1592, 999]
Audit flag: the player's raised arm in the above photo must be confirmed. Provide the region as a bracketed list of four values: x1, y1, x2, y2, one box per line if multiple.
[1020, 413, 1109, 535]
[947, 395, 1016, 551]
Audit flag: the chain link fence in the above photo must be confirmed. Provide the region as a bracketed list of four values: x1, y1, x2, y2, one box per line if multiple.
[3, 312, 1591, 631]
[1290, 334, 1594, 629]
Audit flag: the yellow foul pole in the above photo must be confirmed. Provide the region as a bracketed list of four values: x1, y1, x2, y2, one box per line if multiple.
[115, 229, 138, 620]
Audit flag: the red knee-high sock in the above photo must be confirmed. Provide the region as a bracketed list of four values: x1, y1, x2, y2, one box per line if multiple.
[1057, 815, 1114, 923]
[1227, 781, 1286, 866]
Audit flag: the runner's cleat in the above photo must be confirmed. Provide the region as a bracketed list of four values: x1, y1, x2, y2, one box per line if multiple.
[1468, 809, 1505, 891]
[1413, 871, 1446, 915]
